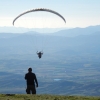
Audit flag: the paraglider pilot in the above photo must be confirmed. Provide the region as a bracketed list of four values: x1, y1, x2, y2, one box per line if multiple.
[37, 51, 43, 59]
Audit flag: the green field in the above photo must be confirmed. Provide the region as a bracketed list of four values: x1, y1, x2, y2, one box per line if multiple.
[0, 94, 100, 100]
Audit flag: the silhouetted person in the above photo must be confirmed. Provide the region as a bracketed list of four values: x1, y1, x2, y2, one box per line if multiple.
[37, 51, 43, 59]
[25, 68, 38, 94]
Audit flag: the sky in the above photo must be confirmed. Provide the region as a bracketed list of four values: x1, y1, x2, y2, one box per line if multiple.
[0, 0, 100, 28]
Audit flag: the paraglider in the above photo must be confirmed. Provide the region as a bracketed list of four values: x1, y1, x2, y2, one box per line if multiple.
[12, 8, 66, 59]
[37, 51, 43, 59]
[13, 8, 66, 25]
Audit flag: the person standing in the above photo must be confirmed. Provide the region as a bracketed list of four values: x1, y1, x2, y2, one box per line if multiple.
[25, 68, 38, 94]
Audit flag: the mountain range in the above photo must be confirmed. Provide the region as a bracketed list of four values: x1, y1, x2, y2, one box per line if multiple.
[0, 25, 100, 55]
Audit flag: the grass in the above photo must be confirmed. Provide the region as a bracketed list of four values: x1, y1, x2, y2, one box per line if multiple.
[0, 94, 100, 100]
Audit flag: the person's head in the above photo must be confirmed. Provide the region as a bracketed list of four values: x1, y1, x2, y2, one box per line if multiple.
[28, 68, 32, 72]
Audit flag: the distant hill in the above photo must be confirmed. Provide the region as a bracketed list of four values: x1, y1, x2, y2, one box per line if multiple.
[0, 25, 100, 55]
[51, 25, 100, 37]
[0, 25, 100, 36]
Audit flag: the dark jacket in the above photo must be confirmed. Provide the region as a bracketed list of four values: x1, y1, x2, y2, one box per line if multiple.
[25, 72, 38, 87]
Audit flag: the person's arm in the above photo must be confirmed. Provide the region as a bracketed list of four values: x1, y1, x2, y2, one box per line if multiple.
[25, 74, 27, 80]
[34, 74, 38, 87]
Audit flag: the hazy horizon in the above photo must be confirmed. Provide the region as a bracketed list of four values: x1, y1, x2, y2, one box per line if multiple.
[0, 25, 100, 33]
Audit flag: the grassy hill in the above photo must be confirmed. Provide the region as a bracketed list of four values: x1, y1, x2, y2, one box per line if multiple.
[0, 94, 100, 100]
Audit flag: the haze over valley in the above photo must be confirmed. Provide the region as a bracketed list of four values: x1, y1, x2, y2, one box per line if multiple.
[0, 25, 100, 96]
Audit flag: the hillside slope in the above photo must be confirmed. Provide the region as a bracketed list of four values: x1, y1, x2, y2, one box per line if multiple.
[0, 94, 100, 100]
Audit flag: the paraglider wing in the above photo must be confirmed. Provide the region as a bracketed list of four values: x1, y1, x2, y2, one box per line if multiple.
[13, 8, 66, 25]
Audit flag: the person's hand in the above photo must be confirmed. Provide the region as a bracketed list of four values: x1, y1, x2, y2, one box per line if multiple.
[36, 84, 38, 87]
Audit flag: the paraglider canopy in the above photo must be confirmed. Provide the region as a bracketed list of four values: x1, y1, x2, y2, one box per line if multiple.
[13, 8, 66, 26]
